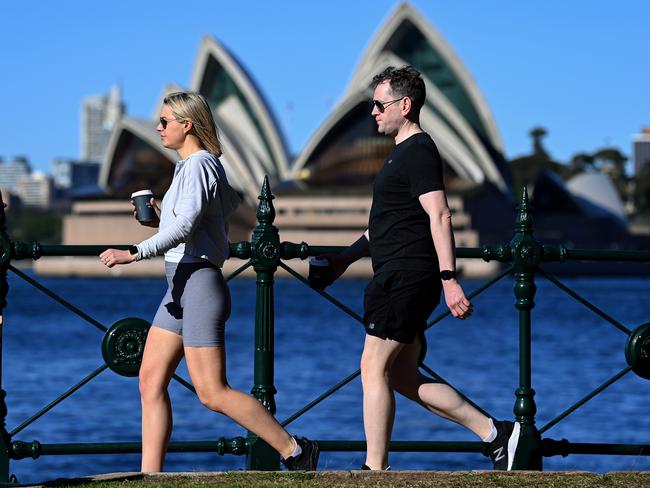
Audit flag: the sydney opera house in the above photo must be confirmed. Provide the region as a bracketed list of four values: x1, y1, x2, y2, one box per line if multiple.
[40, 3, 515, 277]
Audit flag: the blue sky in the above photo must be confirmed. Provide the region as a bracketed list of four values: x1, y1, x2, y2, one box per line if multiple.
[1, 1, 648, 173]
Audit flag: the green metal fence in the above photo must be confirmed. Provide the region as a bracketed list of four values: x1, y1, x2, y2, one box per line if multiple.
[0, 177, 649, 482]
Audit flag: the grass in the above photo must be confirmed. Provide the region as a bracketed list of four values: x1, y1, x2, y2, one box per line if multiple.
[31, 471, 650, 488]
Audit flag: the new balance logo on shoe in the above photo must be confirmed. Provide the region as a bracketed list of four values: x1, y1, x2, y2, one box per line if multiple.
[492, 446, 505, 462]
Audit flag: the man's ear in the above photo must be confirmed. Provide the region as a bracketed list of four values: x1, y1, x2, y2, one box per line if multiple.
[402, 97, 419, 121]
[401, 96, 413, 116]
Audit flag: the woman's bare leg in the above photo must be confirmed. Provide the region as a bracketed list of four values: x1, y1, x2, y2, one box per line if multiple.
[139, 326, 184, 472]
[184, 345, 296, 459]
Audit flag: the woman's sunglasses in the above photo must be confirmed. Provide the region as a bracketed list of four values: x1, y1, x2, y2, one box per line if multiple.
[159, 117, 184, 129]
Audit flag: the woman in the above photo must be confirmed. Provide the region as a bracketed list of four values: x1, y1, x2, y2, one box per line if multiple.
[99, 91, 318, 472]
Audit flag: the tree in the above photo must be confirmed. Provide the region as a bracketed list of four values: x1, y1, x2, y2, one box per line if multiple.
[569, 152, 595, 175]
[530, 127, 550, 159]
[592, 147, 630, 204]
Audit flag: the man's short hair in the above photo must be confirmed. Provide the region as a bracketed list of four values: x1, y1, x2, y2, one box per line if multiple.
[372, 66, 426, 114]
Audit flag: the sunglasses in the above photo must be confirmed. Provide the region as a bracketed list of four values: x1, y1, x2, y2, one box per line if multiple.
[372, 97, 405, 113]
[159, 117, 184, 129]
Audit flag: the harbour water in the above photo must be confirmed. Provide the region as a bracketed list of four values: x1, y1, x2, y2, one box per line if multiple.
[2, 270, 650, 483]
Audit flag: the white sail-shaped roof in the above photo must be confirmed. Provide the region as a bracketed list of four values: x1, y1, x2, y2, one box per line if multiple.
[291, 50, 508, 192]
[99, 117, 176, 195]
[102, 2, 510, 204]
[348, 2, 503, 153]
[190, 35, 290, 182]
[100, 116, 254, 202]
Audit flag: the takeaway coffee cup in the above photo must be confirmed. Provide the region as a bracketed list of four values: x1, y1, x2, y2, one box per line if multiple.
[308, 257, 330, 290]
[131, 189, 155, 223]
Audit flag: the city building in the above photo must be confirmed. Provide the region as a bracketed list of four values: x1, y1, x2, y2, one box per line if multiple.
[52, 158, 74, 190]
[81, 85, 125, 163]
[53, 158, 101, 196]
[633, 127, 650, 175]
[0, 156, 31, 195]
[16, 171, 52, 208]
[632, 127, 650, 219]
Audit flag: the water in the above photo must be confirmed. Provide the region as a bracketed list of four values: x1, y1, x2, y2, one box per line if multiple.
[3, 270, 650, 482]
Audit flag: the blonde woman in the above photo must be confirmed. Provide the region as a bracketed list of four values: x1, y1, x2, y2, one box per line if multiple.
[100, 91, 318, 472]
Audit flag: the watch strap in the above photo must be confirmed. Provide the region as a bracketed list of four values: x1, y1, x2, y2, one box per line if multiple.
[440, 270, 457, 280]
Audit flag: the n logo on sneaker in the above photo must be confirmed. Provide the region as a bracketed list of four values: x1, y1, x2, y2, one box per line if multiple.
[493, 447, 505, 462]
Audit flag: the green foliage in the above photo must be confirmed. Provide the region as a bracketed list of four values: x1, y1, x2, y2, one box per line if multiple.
[510, 127, 633, 208]
[4, 206, 62, 244]
[47, 472, 650, 488]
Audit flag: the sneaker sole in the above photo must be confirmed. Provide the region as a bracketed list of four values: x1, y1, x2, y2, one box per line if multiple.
[507, 422, 521, 471]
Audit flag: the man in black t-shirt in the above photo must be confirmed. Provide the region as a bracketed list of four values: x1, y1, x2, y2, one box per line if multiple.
[320, 66, 521, 471]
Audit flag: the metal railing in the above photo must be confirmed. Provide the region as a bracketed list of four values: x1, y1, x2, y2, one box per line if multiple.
[0, 177, 649, 482]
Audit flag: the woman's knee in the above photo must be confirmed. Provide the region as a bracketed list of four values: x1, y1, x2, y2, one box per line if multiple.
[139, 368, 168, 402]
[196, 386, 229, 412]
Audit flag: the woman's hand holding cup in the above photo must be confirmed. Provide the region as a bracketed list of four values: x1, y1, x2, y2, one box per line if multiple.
[131, 190, 160, 227]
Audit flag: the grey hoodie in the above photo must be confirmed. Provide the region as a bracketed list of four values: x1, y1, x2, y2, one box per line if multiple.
[135, 150, 240, 267]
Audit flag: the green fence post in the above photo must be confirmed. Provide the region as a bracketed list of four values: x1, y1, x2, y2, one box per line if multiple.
[246, 177, 281, 470]
[0, 193, 12, 483]
[509, 187, 543, 470]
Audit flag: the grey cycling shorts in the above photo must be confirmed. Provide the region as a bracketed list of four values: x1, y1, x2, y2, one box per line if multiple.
[152, 260, 231, 347]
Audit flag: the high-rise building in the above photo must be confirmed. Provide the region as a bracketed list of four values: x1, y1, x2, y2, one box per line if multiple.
[17, 172, 52, 208]
[0, 156, 32, 194]
[81, 85, 125, 163]
[633, 127, 650, 176]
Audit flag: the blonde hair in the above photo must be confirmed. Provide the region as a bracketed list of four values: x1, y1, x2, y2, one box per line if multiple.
[163, 91, 223, 156]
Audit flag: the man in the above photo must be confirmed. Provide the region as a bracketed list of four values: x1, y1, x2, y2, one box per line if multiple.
[321, 66, 520, 470]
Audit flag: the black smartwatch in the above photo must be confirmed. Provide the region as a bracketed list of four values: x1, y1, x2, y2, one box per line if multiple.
[439, 270, 457, 281]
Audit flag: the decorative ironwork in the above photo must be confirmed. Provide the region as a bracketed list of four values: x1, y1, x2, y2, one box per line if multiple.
[101, 318, 151, 377]
[626, 323, 650, 380]
[11, 441, 41, 460]
[0, 180, 649, 479]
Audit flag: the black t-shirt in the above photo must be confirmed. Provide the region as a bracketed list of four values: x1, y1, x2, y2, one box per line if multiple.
[368, 132, 445, 273]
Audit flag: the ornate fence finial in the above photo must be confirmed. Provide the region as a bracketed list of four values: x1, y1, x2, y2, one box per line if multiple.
[515, 186, 533, 235]
[256, 176, 276, 226]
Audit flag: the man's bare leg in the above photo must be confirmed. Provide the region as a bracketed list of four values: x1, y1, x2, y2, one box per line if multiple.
[390, 335, 492, 439]
[360, 334, 405, 470]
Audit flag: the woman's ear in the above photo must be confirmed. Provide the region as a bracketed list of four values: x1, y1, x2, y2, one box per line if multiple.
[183, 119, 193, 135]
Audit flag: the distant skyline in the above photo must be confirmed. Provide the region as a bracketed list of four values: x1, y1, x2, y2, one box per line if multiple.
[1, 0, 648, 173]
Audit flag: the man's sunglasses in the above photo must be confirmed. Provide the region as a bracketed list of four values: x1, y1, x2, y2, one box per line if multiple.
[372, 97, 405, 113]
[159, 117, 184, 129]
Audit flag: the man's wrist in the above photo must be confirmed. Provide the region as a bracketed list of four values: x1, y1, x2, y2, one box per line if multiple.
[440, 269, 456, 281]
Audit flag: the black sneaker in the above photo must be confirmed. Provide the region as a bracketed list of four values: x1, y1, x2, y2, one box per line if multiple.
[282, 436, 319, 471]
[361, 464, 391, 470]
[484, 420, 521, 471]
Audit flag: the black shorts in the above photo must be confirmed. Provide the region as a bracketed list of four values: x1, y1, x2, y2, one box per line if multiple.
[363, 269, 441, 344]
